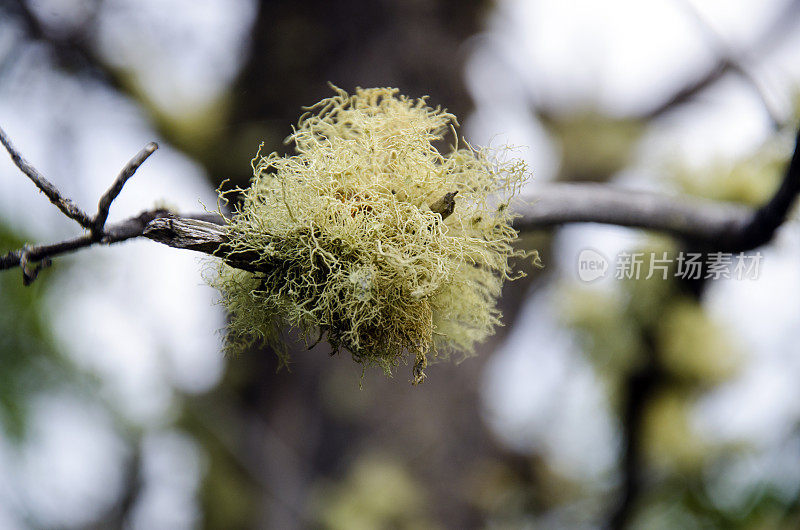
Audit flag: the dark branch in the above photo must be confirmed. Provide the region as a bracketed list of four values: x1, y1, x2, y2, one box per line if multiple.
[0, 210, 223, 272]
[6, 0, 126, 93]
[1, 126, 173, 283]
[93, 142, 158, 237]
[726, 126, 800, 251]
[143, 215, 265, 274]
[607, 332, 663, 530]
[515, 183, 753, 244]
[143, 215, 228, 255]
[643, 60, 731, 120]
[0, 125, 94, 229]
[519, 124, 800, 252]
[673, 0, 783, 128]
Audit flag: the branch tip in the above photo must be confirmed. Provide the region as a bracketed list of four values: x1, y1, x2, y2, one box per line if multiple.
[93, 141, 160, 237]
[0, 124, 93, 229]
[429, 190, 458, 220]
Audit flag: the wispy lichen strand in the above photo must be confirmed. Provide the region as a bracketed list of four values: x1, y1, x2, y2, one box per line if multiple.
[214, 87, 531, 383]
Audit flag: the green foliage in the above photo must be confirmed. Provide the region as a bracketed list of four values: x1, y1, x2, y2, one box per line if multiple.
[548, 111, 644, 182]
[656, 298, 740, 384]
[673, 139, 787, 206]
[0, 226, 68, 439]
[213, 87, 531, 383]
[642, 389, 707, 472]
[561, 286, 643, 378]
[310, 453, 438, 530]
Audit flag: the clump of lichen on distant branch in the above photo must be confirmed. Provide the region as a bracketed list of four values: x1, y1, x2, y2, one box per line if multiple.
[213, 87, 532, 384]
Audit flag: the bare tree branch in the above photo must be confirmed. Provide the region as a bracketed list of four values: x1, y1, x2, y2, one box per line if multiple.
[0, 210, 222, 273]
[0, 126, 217, 283]
[515, 183, 753, 243]
[142, 215, 267, 275]
[518, 127, 800, 251]
[93, 142, 158, 237]
[5, 0, 125, 93]
[143, 216, 227, 254]
[0, 125, 94, 229]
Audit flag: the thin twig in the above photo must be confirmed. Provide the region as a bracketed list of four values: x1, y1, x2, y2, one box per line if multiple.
[0, 211, 223, 272]
[673, 0, 784, 129]
[643, 0, 800, 121]
[1, 128, 170, 283]
[93, 142, 158, 238]
[0, 125, 94, 229]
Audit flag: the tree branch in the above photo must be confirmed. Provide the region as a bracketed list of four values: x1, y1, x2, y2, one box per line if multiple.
[93, 142, 158, 238]
[0, 125, 218, 283]
[142, 215, 266, 275]
[2, 124, 799, 283]
[0, 125, 94, 229]
[515, 183, 753, 244]
[0, 180, 791, 281]
[5, 0, 126, 94]
[0, 210, 223, 273]
[729, 126, 800, 250]
[672, 0, 783, 129]
[519, 126, 800, 251]
[142, 215, 227, 254]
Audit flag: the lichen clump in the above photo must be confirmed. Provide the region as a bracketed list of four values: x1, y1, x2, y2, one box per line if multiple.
[215, 87, 530, 383]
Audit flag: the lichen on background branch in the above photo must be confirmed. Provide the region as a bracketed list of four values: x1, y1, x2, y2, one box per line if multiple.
[212, 87, 532, 384]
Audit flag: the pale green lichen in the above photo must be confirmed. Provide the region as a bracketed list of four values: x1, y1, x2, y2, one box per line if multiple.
[213, 87, 531, 383]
